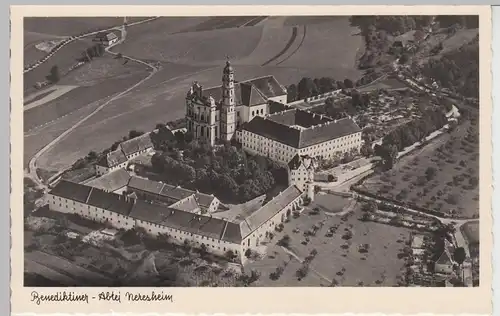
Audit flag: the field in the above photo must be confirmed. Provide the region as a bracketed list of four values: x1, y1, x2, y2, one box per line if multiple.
[25, 16, 366, 174]
[120, 26, 264, 66]
[359, 119, 479, 219]
[247, 200, 411, 286]
[24, 31, 67, 66]
[24, 38, 95, 92]
[277, 18, 364, 78]
[24, 17, 147, 36]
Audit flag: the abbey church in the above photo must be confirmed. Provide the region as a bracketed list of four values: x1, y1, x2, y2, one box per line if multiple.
[185, 60, 288, 145]
[185, 61, 363, 165]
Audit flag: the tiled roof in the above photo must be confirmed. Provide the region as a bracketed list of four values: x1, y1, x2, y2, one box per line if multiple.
[86, 188, 135, 216]
[161, 186, 195, 201]
[128, 176, 165, 195]
[129, 200, 239, 242]
[243, 111, 361, 149]
[96, 149, 127, 168]
[288, 154, 302, 170]
[243, 185, 302, 236]
[158, 183, 177, 196]
[120, 133, 153, 157]
[240, 82, 267, 107]
[268, 100, 292, 114]
[96, 32, 117, 41]
[223, 222, 244, 244]
[299, 117, 361, 148]
[244, 116, 301, 147]
[268, 109, 333, 127]
[49, 180, 93, 204]
[128, 176, 216, 209]
[194, 75, 286, 108]
[244, 76, 287, 99]
[194, 192, 216, 208]
[170, 196, 201, 213]
[86, 169, 131, 192]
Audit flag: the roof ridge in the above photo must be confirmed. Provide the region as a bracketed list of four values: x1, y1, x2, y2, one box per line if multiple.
[85, 187, 94, 204]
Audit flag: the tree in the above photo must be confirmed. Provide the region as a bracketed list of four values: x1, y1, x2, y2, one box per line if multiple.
[287, 84, 298, 102]
[362, 201, 378, 213]
[225, 250, 237, 261]
[453, 247, 466, 265]
[360, 141, 374, 157]
[245, 248, 252, 258]
[425, 167, 437, 181]
[297, 77, 318, 100]
[343, 78, 354, 89]
[278, 235, 291, 248]
[128, 130, 144, 139]
[47, 65, 60, 83]
[399, 53, 409, 64]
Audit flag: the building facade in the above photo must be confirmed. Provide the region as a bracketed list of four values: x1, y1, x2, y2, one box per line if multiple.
[95, 133, 154, 176]
[185, 60, 288, 146]
[47, 179, 303, 262]
[241, 110, 363, 165]
[287, 154, 317, 201]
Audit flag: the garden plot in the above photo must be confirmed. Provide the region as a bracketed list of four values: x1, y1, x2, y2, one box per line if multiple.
[355, 91, 424, 141]
[360, 119, 479, 218]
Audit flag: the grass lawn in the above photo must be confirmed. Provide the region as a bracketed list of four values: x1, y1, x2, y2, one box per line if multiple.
[312, 193, 350, 214]
[276, 17, 364, 79]
[248, 200, 411, 286]
[360, 119, 479, 218]
[24, 38, 95, 92]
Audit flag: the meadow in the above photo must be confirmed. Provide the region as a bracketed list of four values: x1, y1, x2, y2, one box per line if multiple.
[248, 201, 411, 286]
[359, 119, 479, 219]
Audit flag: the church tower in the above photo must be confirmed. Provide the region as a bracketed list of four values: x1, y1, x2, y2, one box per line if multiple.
[220, 59, 236, 142]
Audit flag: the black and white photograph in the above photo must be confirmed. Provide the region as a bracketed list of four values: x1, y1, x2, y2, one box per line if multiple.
[22, 13, 483, 288]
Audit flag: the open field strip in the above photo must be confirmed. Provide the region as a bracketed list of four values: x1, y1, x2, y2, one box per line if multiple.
[24, 17, 159, 74]
[277, 18, 364, 77]
[24, 85, 78, 111]
[24, 257, 77, 285]
[119, 25, 264, 67]
[24, 97, 105, 169]
[261, 26, 299, 66]
[275, 25, 307, 66]
[27, 25, 159, 188]
[234, 24, 296, 66]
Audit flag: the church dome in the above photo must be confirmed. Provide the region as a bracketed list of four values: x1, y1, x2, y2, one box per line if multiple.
[224, 60, 234, 73]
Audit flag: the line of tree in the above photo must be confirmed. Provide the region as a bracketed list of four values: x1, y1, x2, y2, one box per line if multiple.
[374, 108, 448, 169]
[286, 77, 356, 103]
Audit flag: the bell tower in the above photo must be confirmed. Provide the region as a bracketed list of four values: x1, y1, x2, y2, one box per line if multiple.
[220, 58, 236, 141]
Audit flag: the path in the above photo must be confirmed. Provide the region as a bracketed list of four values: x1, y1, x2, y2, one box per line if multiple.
[26, 20, 159, 190]
[280, 246, 333, 284]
